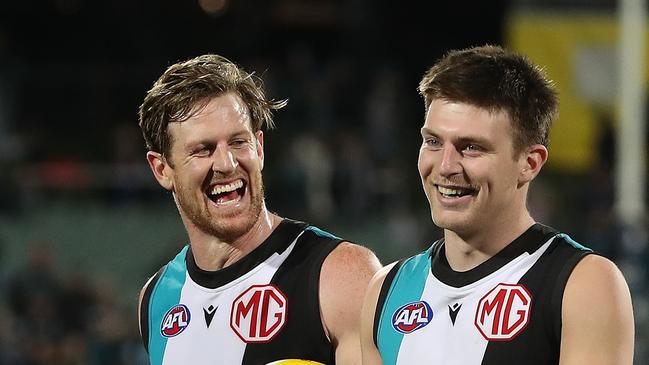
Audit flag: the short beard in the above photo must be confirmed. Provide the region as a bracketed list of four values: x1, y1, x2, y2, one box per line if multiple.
[175, 180, 265, 243]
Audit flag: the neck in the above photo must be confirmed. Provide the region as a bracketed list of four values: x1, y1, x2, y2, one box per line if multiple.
[187, 207, 281, 271]
[443, 211, 535, 272]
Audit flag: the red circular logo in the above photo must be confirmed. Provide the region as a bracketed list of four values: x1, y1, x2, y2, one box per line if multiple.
[160, 304, 191, 338]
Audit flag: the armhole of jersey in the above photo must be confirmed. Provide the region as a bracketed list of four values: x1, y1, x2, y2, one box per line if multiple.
[550, 250, 594, 340]
[284, 226, 341, 346]
[140, 266, 165, 354]
[373, 259, 405, 347]
[306, 230, 343, 287]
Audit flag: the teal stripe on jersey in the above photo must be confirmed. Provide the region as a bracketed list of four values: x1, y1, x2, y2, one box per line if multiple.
[306, 226, 340, 240]
[377, 246, 434, 365]
[149, 245, 189, 365]
[555, 233, 592, 252]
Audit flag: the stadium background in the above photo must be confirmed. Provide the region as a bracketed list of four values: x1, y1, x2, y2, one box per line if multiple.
[0, 0, 647, 364]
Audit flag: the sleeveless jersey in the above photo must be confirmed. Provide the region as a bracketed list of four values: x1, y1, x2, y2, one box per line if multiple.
[374, 223, 593, 365]
[139, 219, 342, 365]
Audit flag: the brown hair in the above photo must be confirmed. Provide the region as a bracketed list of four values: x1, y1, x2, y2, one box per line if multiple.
[138, 54, 287, 156]
[418, 45, 558, 153]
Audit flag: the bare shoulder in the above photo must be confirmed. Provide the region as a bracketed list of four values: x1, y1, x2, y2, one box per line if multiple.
[360, 261, 399, 365]
[322, 241, 382, 278]
[362, 260, 400, 307]
[564, 254, 631, 306]
[371, 261, 399, 287]
[361, 260, 400, 323]
[137, 273, 159, 336]
[320, 241, 383, 308]
[138, 274, 158, 306]
[560, 254, 634, 364]
[319, 242, 382, 364]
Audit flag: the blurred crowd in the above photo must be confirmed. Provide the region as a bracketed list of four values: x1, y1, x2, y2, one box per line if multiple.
[0, 244, 147, 365]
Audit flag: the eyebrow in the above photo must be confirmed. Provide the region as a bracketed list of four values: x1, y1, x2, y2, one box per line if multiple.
[420, 127, 494, 148]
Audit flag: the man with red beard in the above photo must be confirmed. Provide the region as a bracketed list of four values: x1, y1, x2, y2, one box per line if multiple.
[360, 46, 634, 365]
[137, 54, 381, 365]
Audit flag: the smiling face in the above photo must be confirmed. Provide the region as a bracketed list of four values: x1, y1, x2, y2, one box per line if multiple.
[418, 99, 532, 238]
[147, 93, 266, 242]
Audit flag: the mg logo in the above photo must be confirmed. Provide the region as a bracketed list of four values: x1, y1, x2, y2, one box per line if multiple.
[230, 284, 288, 343]
[475, 283, 532, 341]
[391, 301, 433, 334]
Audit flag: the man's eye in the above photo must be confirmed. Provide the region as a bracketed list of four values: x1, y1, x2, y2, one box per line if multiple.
[424, 138, 440, 147]
[192, 146, 212, 156]
[231, 139, 248, 147]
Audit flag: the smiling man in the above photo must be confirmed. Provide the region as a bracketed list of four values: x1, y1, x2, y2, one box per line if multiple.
[360, 46, 634, 365]
[136, 54, 381, 365]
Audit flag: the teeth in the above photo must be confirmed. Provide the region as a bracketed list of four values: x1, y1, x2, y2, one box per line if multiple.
[438, 186, 465, 196]
[211, 180, 243, 195]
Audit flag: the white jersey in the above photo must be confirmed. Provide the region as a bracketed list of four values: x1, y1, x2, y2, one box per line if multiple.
[374, 224, 592, 365]
[140, 219, 342, 365]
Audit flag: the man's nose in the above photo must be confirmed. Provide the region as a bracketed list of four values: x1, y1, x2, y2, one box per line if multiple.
[212, 145, 237, 175]
[438, 145, 461, 177]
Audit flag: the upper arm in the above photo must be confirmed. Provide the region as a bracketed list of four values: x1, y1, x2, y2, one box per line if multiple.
[137, 281, 147, 337]
[319, 242, 382, 365]
[138, 274, 158, 346]
[559, 255, 634, 365]
[360, 263, 398, 365]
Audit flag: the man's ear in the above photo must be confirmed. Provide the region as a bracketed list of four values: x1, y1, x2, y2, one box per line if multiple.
[256, 130, 264, 171]
[146, 151, 174, 190]
[519, 144, 548, 185]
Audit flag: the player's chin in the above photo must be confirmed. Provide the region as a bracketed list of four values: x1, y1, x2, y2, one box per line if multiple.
[211, 217, 257, 241]
[431, 210, 472, 231]
[219, 203, 263, 231]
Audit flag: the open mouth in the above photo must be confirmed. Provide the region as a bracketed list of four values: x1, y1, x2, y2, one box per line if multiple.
[436, 185, 476, 198]
[207, 179, 246, 205]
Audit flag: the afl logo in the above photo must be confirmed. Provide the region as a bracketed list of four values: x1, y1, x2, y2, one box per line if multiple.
[392, 301, 433, 334]
[160, 304, 191, 338]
